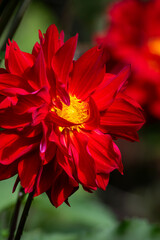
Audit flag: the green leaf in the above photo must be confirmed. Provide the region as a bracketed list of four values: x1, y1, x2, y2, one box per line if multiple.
[14, 0, 57, 53]
[26, 188, 117, 234]
[113, 219, 160, 240]
[0, 177, 18, 212]
[83, 219, 160, 240]
[0, 51, 5, 60]
[20, 219, 160, 240]
[1, 182, 159, 240]
[22, 230, 79, 240]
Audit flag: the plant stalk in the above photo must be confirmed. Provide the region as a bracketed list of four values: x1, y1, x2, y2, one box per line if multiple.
[8, 187, 25, 240]
[14, 190, 35, 240]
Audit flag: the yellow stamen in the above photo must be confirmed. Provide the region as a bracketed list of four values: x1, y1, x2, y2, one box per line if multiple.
[51, 95, 89, 131]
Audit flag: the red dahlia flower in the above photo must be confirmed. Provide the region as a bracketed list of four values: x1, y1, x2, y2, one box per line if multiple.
[0, 25, 144, 207]
[96, 0, 160, 119]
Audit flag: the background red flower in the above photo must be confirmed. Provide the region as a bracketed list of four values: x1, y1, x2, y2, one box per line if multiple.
[95, 0, 160, 119]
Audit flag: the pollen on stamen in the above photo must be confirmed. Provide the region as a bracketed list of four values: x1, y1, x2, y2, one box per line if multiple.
[51, 95, 90, 131]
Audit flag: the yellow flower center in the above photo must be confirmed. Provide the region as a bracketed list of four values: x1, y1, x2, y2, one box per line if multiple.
[148, 38, 160, 55]
[51, 95, 89, 131]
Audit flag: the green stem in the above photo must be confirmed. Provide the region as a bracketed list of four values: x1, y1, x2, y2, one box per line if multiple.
[0, 0, 32, 52]
[14, 190, 34, 240]
[8, 187, 25, 240]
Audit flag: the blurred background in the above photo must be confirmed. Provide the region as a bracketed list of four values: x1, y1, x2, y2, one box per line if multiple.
[0, 0, 160, 239]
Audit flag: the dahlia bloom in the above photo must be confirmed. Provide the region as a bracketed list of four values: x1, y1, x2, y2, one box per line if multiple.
[0, 25, 144, 207]
[96, 0, 160, 119]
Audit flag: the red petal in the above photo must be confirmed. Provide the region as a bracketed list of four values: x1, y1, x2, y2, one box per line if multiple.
[87, 131, 123, 174]
[5, 42, 10, 70]
[0, 96, 16, 109]
[70, 131, 97, 189]
[96, 173, 110, 191]
[32, 42, 40, 58]
[56, 148, 78, 186]
[6, 40, 34, 76]
[0, 161, 18, 180]
[0, 88, 29, 97]
[39, 121, 47, 160]
[14, 87, 49, 114]
[56, 81, 70, 106]
[59, 30, 65, 47]
[47, 166, 78, 207]
[49, 110, 77, 127]
[69, 46, 105, 100]
[92, 66, 130, 111]
[49, 127, 70, 156]
[18, 150, 41, 193]
[39, 121, 56, 164]
[0, 108, 32, 129]
[32, 103, 48, 126]
[100, 93, 145, 141]
[52, 34, 78, 85]
[0, 131, 38, 165]
[35, 159, 55, 196]
[0, 73, 28, 89]
[84, 97, 100, 130]
[42, 24, 63, 67]
[0, 68, 8, 74]
[27, 48, 49, 89]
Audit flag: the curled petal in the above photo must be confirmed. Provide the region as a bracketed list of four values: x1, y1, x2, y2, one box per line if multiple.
[0, 131, 38, 165]
[40, 121, 56, 164]
[49, 110, 77, 127]
[14, 87, 50, 114]
[56, 81, 70, 106]
[69, 131, 97, 189]
[32, 103, 48, 126]
[87, 131, 123, 175]
[18, 150, 42, 193]
[56, 148, 78, 186]
[47, 165, 78, 207]
[0, 109, 32, 129]
[40, 121, 47, 159]
[84, 97, 100, 130]
[100, 93, 145, 141]
[92, 65, 130, 111]
[35, 159, 55, 196]
[49, 127, 70, 157]
[0, 96, 17, 109]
